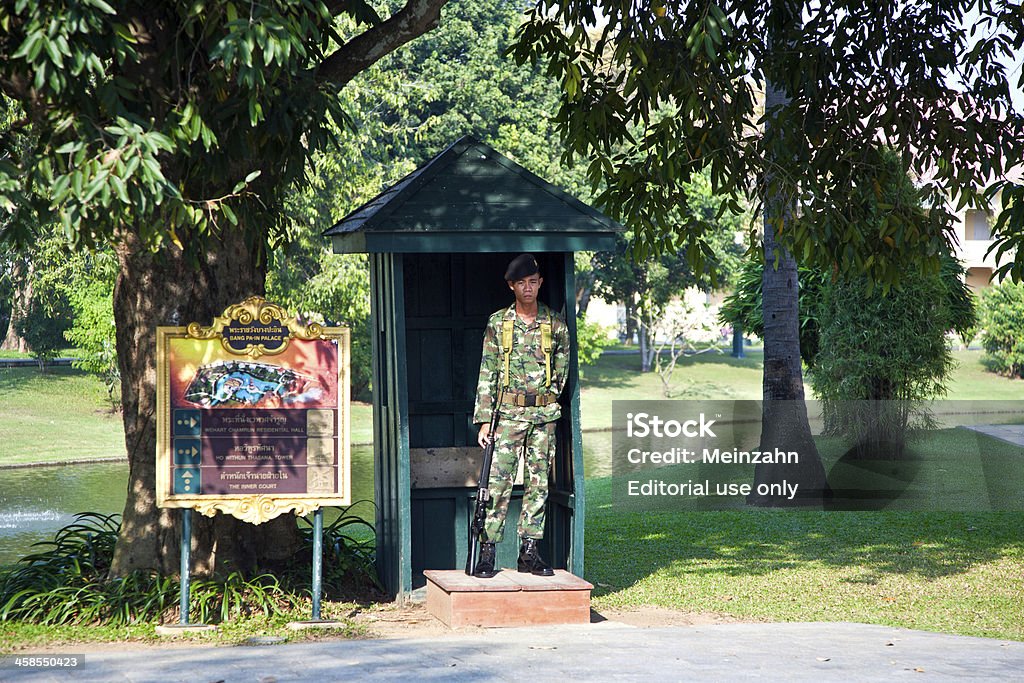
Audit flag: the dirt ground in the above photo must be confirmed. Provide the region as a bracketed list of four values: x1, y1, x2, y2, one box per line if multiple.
[351, 602, 761, 639]
[5, 604, 762, 655]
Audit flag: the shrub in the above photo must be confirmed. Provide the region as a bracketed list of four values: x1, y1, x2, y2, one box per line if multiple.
[290, 503, 381, 599]
[978, 280, 1024, 379]
[15, 295, 70, 371]
[64, 268, 120, 409]
[809, 255, 974, 457]
[576, 315, 612, 376]
[718, 259, 828, 368]
[0, 508, 379, 625]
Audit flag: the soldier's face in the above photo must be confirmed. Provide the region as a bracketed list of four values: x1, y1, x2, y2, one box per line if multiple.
[509, 274, 542, 305]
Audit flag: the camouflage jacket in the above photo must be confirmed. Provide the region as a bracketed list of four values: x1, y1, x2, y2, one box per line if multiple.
[473, 301, 569, 425]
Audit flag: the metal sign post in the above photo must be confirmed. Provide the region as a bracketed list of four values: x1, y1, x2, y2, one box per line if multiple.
[155, 507, 216, 634]
[312, 507, 323, 621]
[179, 508, 191, 625]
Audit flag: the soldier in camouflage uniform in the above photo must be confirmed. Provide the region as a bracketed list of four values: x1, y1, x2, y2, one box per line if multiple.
[472, 254, 569, 578]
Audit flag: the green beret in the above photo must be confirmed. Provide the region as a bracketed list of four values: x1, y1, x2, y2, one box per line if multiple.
[504, 254, 540, 281]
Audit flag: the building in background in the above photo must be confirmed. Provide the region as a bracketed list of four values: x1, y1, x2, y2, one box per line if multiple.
[956, 202, 1004, 293]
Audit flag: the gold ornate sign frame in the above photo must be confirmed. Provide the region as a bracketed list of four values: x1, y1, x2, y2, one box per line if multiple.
[156, 296, 351, 523]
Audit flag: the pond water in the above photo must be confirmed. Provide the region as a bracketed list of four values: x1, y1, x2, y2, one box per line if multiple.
[0, 444, 375, 567]
[0, 436, 617, 567]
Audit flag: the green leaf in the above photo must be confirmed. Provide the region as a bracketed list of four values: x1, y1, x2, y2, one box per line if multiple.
[141, 156, 162, 180]
[703, 35, 716, 61]
[55, 141, 82, 154]
[43, 37, 63, 68]
[12, 31, 40, 60]
[84, 0, 116, 14]
[248, 98, 262, 126]
[221, 203, 238, 225]
[111, 175, 130, 204]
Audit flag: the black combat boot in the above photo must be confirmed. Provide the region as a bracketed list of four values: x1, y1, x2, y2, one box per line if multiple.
[473, 542, 498, 578]
[517, 538, 554, 576]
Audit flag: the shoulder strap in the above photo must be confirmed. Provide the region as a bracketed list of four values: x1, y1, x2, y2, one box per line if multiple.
[540, 321, 552, 389]
[500, 308, 553, 390]
[500, 318, 514, 389]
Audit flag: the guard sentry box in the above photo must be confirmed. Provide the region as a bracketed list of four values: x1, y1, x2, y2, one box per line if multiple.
[326, 136, 620, 598]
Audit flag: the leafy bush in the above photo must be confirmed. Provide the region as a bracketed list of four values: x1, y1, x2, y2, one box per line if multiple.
[0, 508, 379, 625]
[291, 503, 380, 599]
[723, 149, 975, 458]
[809, 255, 974, 457]
[15, 295, 70, 371]
[576, 315, 612, 375]
[978, 280, 1024, 379]
[718, 259, 828, 368]
[63, 258, 120, 409]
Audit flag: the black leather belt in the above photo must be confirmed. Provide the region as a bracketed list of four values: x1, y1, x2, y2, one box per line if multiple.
[501, 393, 558, 407]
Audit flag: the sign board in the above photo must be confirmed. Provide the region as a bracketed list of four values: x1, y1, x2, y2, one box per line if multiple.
[156, 297, 350, 523]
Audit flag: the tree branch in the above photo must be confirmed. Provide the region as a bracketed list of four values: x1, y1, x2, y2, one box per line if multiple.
[323, 0, 350, 15]
[0, 73, 37, 111]
[316, 0, 449, 87]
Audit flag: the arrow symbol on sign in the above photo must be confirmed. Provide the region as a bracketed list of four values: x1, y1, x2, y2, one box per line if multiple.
[190, 417, 198, 428]
[182, 471, 193, 480]
[191, 446, 198, 457]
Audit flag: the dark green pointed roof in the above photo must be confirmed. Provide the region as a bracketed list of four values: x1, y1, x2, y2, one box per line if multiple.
[325, 136, 621, 253]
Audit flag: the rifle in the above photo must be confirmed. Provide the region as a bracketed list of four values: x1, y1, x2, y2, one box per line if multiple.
[466, 387, 504, 575]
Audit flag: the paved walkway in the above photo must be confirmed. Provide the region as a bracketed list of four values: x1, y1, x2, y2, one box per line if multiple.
[0, 357, 75, 368]
[4, 621, 1023, 682]
[961, 423, 1024, 447]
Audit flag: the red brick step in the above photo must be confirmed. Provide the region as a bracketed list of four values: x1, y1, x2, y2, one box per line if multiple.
[423, 569, 593, 628]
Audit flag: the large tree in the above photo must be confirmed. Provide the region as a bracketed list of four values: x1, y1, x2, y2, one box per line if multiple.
[0, 0, 454, 576]
[268, 0, 594, 399]
[510, 0, 1024, 505]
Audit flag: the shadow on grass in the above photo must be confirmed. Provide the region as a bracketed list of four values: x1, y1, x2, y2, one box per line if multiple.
[0, 365, 87, 394]
[585, 428, 1024, 597]
[585, 497, 1023, 596]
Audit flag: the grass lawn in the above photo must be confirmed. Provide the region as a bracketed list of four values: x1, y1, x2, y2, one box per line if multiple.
[579, 349, 768, 431]
[586, 477, 1024, 640]
[0, 367, 126, 465]
[587, 425, 1024, 639]
[947, 349, 1024, 400]
[580, 347, 1024, 431]
[579, 348, 1024, 641]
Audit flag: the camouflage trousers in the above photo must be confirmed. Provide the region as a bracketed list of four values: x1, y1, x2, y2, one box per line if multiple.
[482, 419, 557, 543]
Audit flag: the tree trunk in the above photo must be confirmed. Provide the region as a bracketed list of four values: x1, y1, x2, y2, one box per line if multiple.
[748, 79, 830, 507]
[731, 324, 745, 358]
[639, 320, 654, 372]
[624, 302, 637, 345]
[109, 223, 302, 578]
[575, 269, 594, 315]
[1, 258, 31, 353]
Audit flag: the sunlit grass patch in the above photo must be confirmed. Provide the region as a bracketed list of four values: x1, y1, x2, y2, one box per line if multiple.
[585, 477, 1024, 640]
